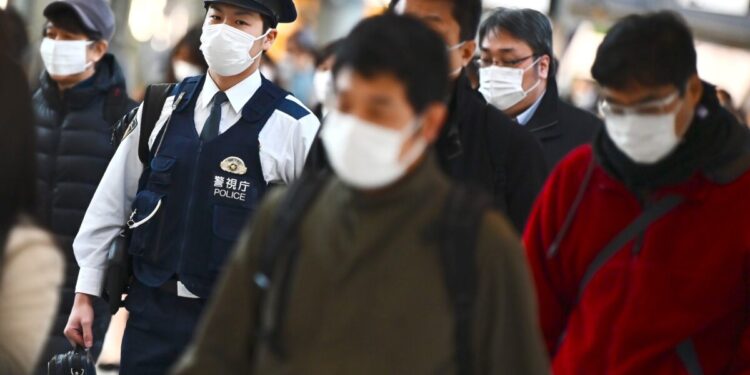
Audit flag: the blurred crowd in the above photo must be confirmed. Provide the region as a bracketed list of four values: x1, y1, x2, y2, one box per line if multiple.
[1, 0, 750, 374]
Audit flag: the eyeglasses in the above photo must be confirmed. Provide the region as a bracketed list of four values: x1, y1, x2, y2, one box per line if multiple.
[477, 55, 535, 69]
[598, 91, 682, 117]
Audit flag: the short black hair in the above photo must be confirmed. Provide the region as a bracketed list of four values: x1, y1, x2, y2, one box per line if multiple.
[591, 11, 697, 91]
[478, 8, 555, 74]
[333, 14, 449, 113]
[389, 0, 482, 42]
[44, 7, 102, 40]
[315, 39, 343, 68]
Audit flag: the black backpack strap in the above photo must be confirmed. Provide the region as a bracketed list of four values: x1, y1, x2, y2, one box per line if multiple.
[439, 185, 494, 375]
[254, 170, 331, 358]
[577, 194, 685, 301]
[547, 158, 596, 258]
[138, 83, 177, 165]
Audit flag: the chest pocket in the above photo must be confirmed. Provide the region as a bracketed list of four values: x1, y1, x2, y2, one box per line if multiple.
[128, 190, 165, 258]
[148, 155, 176, 189]
[129, 155, 177, 258]
[209, 204, 251, 272]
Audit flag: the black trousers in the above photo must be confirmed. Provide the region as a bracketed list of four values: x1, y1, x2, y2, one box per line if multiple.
[119, 281, 206, 375]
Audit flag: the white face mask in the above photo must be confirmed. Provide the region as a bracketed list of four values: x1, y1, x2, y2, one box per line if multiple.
[479, 58, 542, 111]
[40, 38, 93, 76]
[200, 24, 272, 77]
[313, 70, 334, 106]
[321, 110, 427, 190]
[173, 60, 204, 81]
[604, 107, 681, 164]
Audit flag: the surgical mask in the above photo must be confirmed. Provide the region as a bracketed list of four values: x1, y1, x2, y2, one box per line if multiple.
[173, 60, 203, 81]
[479, 58, 542, 111]
[200, 24, 272, 77]
[321, 110, 427, 190]
[40, 38, 93, 76]
[313, 70, 334, 105]
[604, 106, 681, 164]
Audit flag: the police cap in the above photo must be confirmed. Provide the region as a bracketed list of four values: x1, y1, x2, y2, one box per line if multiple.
[203, 0, 297, 26]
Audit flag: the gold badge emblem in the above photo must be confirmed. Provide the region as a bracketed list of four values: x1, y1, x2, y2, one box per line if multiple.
[220, 157, 247, 175]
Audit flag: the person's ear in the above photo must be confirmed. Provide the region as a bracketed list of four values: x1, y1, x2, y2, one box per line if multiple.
[89, 40, 108, 63]
[419, 102, 448, 143]
[686, 74, 703, 107]
[262, 29, 278, 51]
[458, 40, 477, 68]
[538, 54, 551, 80]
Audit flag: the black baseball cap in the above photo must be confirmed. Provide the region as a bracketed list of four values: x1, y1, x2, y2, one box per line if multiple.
[44, 0, 115, 41]
[204, 0, 297, 27]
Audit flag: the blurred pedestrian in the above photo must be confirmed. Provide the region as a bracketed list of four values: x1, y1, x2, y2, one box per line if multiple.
[278, 28, 317, 107]
[392, 0, 548, 232]
[166, 26, 208, 83]
[64, 0, 319, 373]
[311, 39, 342, 119]
[0, 48, 64, 374]
[525, 12, 750, 374]
[478, 8, 602, 168]
[32, 0, 138, 371]
[172, 15, 548, 375]
[0, 6, 29, 64]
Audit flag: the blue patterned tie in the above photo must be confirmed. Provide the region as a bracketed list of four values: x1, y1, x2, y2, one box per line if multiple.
[200, 91, 228, 142]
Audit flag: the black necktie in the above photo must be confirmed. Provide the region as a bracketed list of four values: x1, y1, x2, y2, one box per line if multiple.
[200, 91, 228, 142]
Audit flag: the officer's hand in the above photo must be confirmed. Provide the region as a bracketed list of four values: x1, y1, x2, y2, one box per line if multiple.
[64, 293, 96, 348]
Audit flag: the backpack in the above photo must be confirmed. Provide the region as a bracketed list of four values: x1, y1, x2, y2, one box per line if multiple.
[253, 170, 493, 375]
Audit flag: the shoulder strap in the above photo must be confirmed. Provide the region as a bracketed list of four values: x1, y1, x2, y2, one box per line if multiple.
[138, 83, 176, 165]
[438, 185, 493, 375]
[547, 158, 596, 258]
[254, 170, 331, 357]
[577, 194, 685, 301]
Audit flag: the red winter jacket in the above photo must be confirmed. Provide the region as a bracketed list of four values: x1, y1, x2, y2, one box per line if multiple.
[524, 145, 750, 375]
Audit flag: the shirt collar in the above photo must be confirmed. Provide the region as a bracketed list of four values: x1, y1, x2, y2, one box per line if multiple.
[198, 70, 262, 113]
[516, 90, 546, 125]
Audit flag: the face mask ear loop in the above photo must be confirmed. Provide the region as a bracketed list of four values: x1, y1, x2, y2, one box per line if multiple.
[249, 29, 274, 62]
[522, 57, 544, 95]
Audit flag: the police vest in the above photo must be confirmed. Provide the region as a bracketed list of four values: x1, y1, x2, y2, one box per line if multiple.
[128, 74, 288, 298]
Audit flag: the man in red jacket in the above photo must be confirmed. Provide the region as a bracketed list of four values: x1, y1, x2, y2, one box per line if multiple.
[524, 11, 750, 375]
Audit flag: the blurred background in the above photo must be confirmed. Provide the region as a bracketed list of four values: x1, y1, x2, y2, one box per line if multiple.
[2, 0, 750, 125]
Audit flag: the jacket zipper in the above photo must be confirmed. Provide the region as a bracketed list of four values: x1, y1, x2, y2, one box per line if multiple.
[176, 141, 204, 281]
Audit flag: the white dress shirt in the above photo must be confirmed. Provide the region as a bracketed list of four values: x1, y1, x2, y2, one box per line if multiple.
[515, 90, 546, 125]
[73, 71, 320, 297]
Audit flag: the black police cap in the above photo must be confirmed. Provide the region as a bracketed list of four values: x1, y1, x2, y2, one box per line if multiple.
[204, 0, 297, 26]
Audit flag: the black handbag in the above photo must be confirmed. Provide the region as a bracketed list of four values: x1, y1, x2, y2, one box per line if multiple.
[47, 346, 96, 375]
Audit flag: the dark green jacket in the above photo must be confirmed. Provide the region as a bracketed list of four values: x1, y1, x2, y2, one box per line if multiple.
[172, 156, 549, 375]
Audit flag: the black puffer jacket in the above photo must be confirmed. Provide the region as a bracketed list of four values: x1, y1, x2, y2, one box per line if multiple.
[33, 54, 136, 284]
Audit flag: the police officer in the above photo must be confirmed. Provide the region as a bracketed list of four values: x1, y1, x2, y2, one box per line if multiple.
[63, 1, 320, 373]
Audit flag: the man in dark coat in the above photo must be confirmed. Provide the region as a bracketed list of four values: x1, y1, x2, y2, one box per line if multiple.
[32, 0, 136, 371]
[477, 8, 601, 168]
[385, 0, 548, 232]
